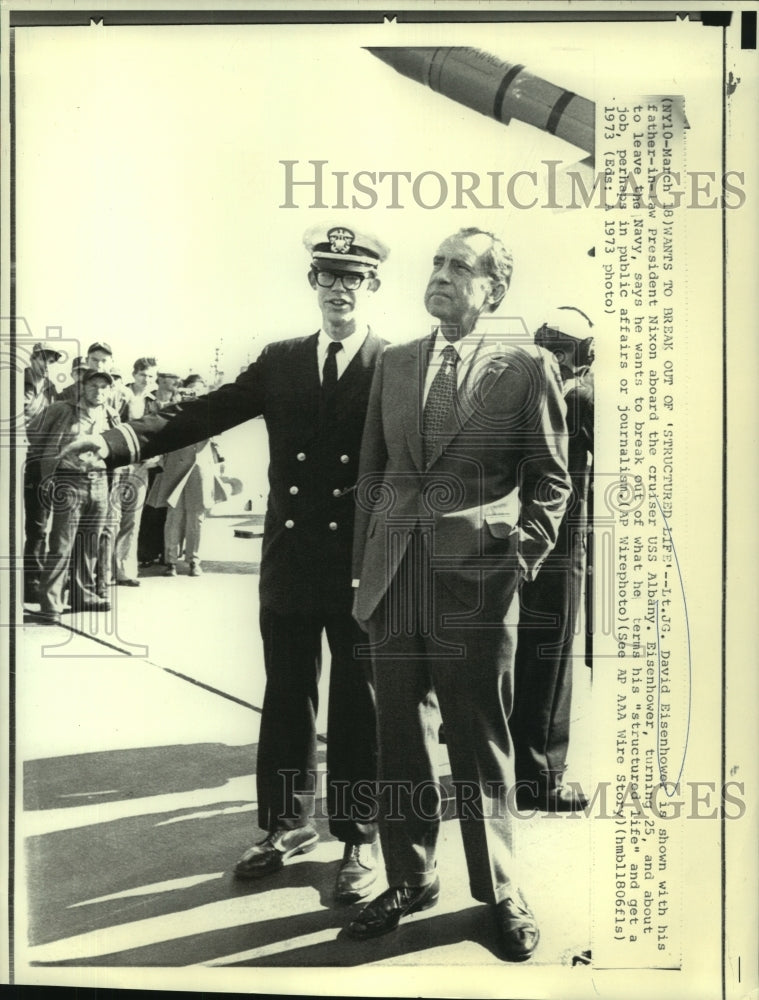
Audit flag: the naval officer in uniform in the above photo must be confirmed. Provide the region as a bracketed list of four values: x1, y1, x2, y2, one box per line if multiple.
[61, 223, 389, 904]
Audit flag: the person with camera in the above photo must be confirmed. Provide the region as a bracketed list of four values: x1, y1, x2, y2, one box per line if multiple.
[511, 306, 595, 812]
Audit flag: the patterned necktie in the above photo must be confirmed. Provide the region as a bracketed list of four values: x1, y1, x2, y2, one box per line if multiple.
[422, 343, 459, 466]
[322, 340, 343, 397]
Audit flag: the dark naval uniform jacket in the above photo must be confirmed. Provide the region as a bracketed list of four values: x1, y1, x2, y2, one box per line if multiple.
[101, 330, 386, 614]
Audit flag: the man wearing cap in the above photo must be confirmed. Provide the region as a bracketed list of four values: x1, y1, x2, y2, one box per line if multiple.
[86, 343, 131, 598]
[58, 357, 90, 404]
[61, 223, 389, 903]
[138, 369, 184, 566]
[23, 343, 62, 603]
[112, 357, 160, 586]
[30, 369, 121, 623]
[86, 341, 113, 373]
[24, 342, 61, 426]
[86, 341, 121, 409]
[154, 370, 183, 408]
[511, 307, 595, 812]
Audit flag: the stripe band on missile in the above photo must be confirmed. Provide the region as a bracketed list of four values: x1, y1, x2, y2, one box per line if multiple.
[492, 64, 525, 121]
[546, 89, 577, 135]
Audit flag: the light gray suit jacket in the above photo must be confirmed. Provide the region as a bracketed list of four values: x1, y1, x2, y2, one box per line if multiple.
[352, 331, 572, 625]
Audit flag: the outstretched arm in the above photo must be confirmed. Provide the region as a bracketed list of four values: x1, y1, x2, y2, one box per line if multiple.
[62, 352, 269, 468]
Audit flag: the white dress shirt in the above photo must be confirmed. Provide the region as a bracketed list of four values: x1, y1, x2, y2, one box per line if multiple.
[316, 327, 369, 384]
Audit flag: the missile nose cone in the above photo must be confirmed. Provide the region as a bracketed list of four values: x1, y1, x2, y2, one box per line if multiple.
[364, 46, 393, 63]
[364, 46, 433, 85]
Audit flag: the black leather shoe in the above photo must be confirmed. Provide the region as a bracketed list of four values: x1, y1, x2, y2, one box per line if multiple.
[117, 578, 141, 587]
[493, 891, 540, 961]
[516, 784, 589, 813]
[234, 826, 318, 879]
[346, 878, 440, 939]
[334, 840, 380, 905]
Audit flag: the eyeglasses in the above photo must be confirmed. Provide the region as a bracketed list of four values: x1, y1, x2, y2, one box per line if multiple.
[313, 269, 366, 291]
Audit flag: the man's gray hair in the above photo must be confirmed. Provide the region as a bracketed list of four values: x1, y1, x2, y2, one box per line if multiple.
[455, 227, 514, 290]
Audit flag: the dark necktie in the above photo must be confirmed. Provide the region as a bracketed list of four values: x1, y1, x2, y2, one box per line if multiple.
[422, 343, 459, 466]
[322, 340, 342, 397]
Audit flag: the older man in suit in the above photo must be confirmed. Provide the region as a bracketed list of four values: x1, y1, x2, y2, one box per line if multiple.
[348, 227, 571, 960]
[62, 223, 389, 904]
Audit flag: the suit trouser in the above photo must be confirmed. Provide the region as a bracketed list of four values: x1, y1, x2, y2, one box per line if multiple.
[257, 605, 378, 845]
[138, 468, 166, 564]
[164, 467, 207, 565]
[366, 533, 521, 905]
[113, 464, 150, 582]
[40, 472, 108, 613]
[98, 469, 124, 593]
[510, 513, 585, 792]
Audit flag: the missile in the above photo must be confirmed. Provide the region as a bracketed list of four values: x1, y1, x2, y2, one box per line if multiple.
[366, 46, 595, 161]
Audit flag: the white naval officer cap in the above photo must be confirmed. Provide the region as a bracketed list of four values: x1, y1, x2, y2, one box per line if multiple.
[303, 222, 389, 274]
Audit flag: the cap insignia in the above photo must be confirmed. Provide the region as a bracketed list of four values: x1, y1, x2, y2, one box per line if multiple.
[328, 227, 355, 254]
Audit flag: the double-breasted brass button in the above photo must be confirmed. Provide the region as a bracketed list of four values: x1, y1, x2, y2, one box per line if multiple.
[340, 454, 349, 464]
[329, 522, 338, 531]
[290, 486, 299, 495]
[297, 452, 306, 462]
[285, 519, 295, 529]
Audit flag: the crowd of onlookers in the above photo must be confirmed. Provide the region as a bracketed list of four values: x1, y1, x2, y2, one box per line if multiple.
[22, 340, 225, 624]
